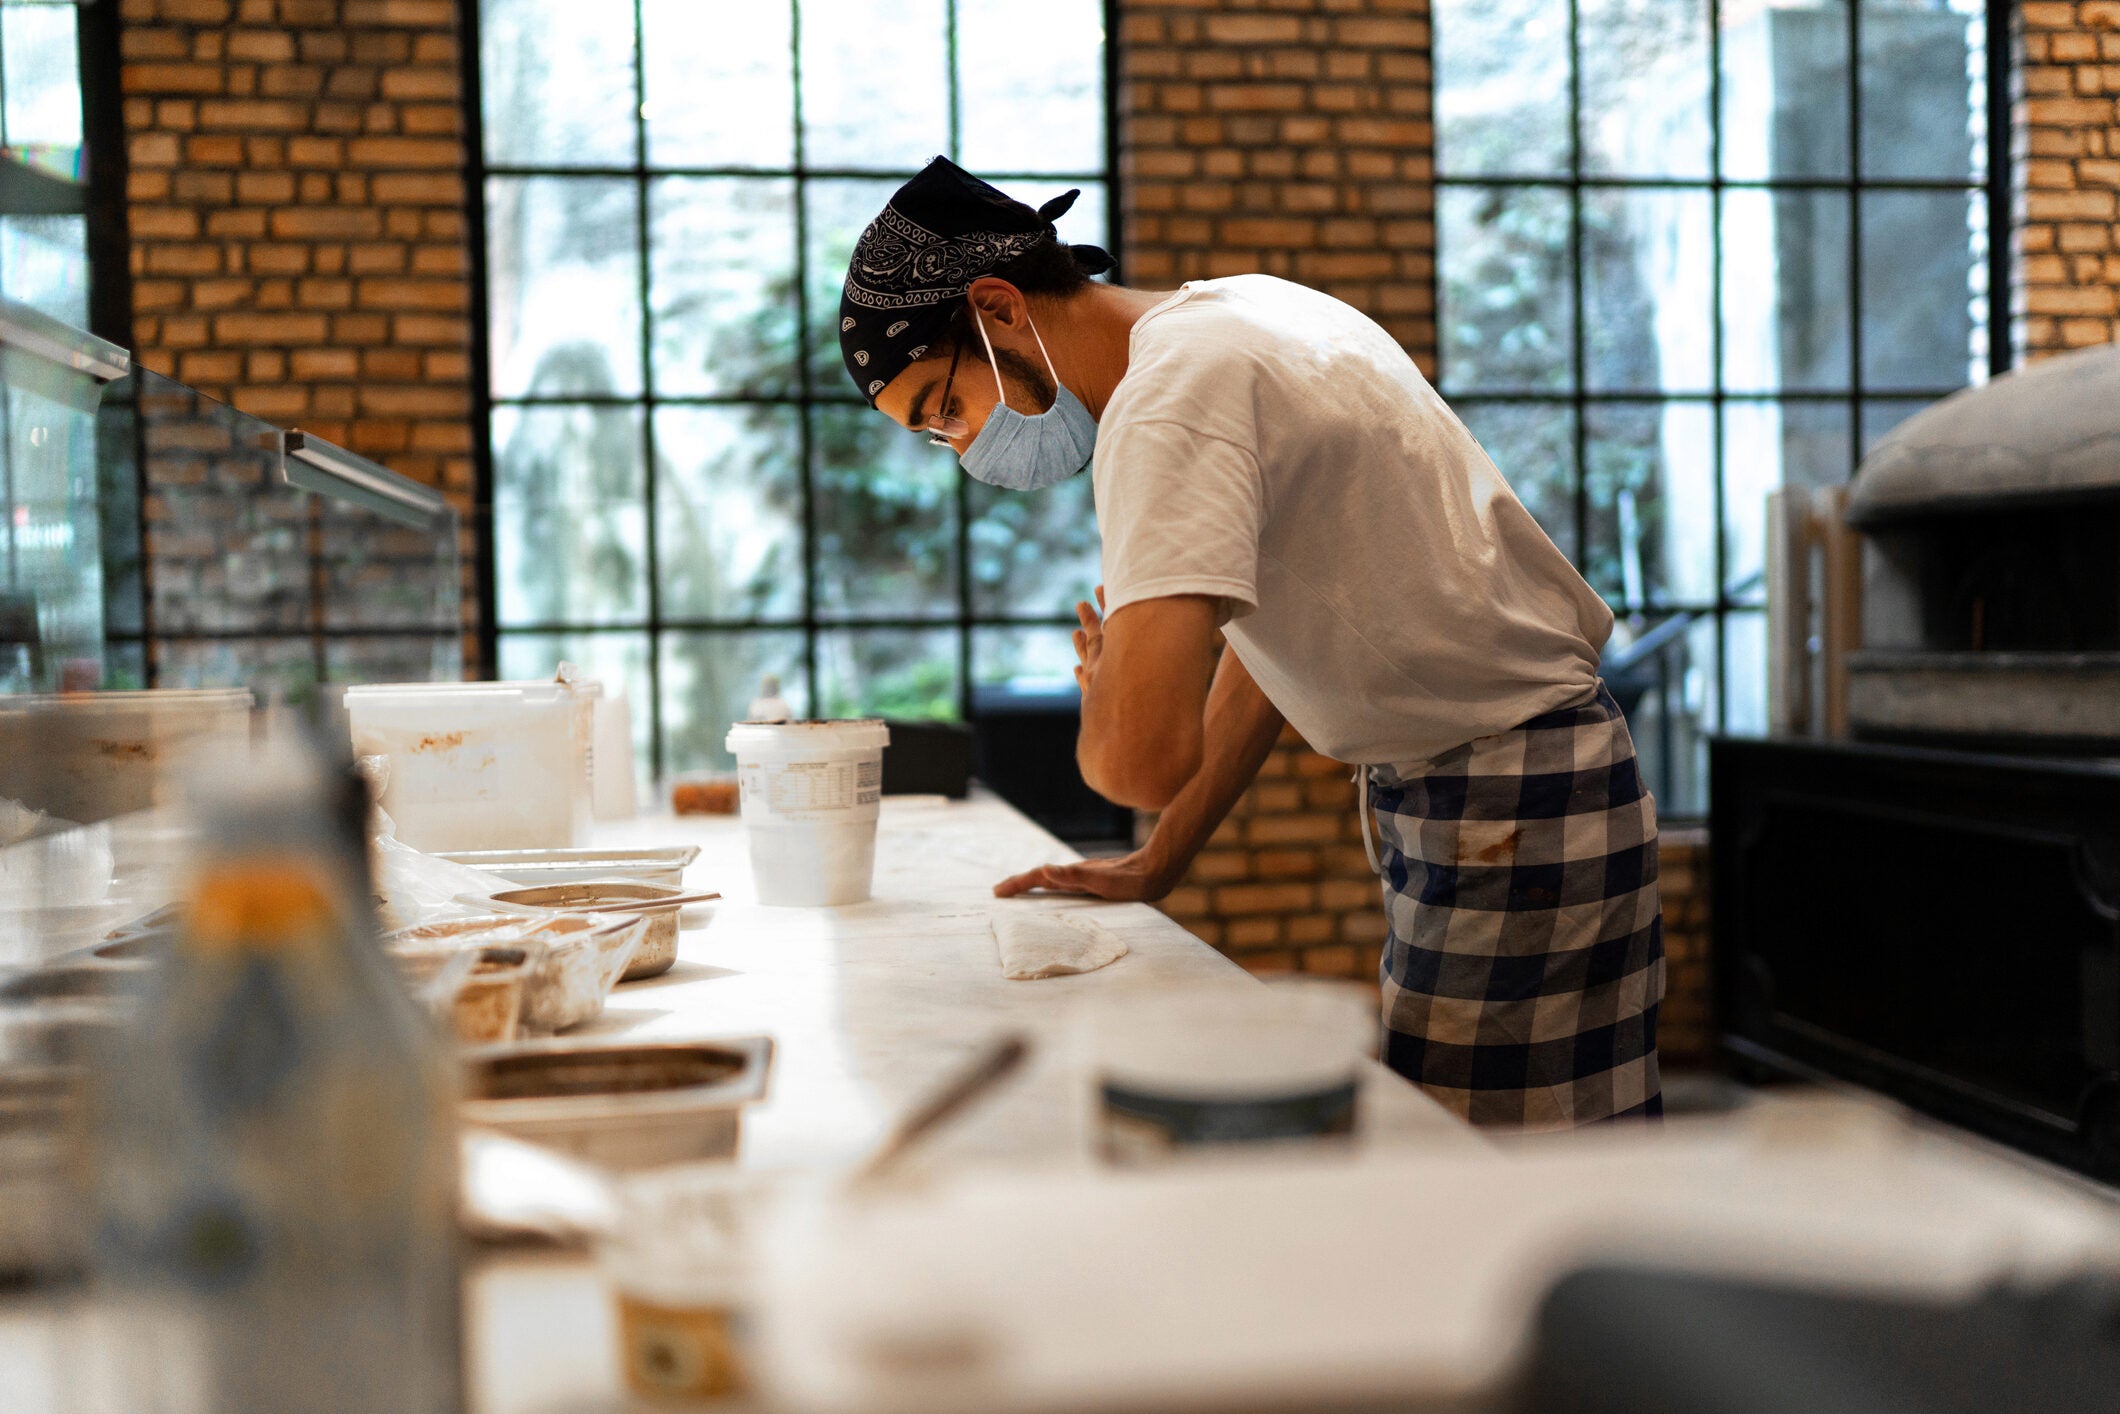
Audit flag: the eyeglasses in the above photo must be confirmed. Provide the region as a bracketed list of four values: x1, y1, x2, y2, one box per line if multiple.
[925, 336, 969, 447]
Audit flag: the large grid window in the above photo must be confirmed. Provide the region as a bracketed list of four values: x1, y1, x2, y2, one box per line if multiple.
[1435, 0, 2007, 814]
[0, 0, 88, 326]
[474, 0, 1113, 780]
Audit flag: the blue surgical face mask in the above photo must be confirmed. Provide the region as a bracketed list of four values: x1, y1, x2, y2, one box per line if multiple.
[958, 309, 1096, 492]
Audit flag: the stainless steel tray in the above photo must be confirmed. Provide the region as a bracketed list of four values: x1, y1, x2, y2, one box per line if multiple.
[435, 845, 700, 889]
[460, 1034, 773, 1170]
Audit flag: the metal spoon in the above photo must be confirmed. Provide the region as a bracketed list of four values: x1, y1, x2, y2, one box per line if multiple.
[852, 1033, 1031, 1185]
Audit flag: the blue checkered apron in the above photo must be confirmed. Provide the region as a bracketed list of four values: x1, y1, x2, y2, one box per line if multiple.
[1359, 681, 1664, 1128]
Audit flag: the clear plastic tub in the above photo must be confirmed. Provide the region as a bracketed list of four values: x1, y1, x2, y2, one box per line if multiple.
[382, 911, 642, 1033]
[1085, 979, 1378, 1163]
[724, 720, 889, 907]
[473, 881, 689, 980]
[345, 680, 599, 852]
[0, 689, 252, 826]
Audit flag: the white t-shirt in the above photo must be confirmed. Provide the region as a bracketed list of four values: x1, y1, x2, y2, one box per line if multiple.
[1094, 275, 1613, 766]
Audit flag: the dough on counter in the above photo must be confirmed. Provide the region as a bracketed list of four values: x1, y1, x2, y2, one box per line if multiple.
[992, 909, 1129, 980]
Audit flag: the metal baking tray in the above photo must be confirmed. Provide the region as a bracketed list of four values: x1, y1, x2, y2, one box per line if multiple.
[436, 845, 700, 890]
[460, 1034, 773, 1170]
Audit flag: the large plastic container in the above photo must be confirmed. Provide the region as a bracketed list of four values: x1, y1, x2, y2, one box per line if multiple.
[345, 680, 599, 852]
[724, 720, 889, 907]
[0, 689, 253, 825]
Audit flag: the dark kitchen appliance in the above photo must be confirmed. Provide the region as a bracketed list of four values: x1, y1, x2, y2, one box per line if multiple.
[879, 718, 973, 799]
[1842, 343, 2120, 748]
[1711, 736, 2120, 1178]
[1520, 1265, 2120, 1414]
[1717, 346, 2120, 1182]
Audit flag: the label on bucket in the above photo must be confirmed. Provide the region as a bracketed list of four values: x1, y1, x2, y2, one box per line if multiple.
[739, 757, 881, 816]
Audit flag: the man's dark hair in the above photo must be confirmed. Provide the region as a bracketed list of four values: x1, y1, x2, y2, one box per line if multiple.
[994, 233, 1111, 298]
[928, 235, 1113, 367]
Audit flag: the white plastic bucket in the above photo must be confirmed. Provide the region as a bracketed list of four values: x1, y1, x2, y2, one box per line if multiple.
[723, 720, 888, 907]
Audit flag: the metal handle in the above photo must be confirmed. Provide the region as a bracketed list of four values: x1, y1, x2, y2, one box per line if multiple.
[0, 297, 129, 383]
[853, 1033, 1030, 1185]
[281, 429, 453, 531]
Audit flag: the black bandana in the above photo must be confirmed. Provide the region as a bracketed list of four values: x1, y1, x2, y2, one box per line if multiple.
[839, 156, 1113, 405]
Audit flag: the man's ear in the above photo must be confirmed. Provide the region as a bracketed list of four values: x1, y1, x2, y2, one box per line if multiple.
[965, 276, 1029, 331]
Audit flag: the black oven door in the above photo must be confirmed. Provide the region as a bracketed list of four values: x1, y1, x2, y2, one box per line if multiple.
[1712, 736, 2120, 1178]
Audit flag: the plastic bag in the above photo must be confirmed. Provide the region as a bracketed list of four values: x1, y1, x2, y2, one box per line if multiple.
[366, 757, 514, 932]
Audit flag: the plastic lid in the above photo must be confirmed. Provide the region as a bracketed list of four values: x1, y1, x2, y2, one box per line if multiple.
[0, 688, 253, 713]
[345, 678, 599, 701]
[1089, 980, 1374, 1099]
[725, 718, 889, 755]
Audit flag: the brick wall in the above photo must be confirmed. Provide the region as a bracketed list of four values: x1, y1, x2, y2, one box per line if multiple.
[1655, 828, 1712, 1067]
[2016, 1, 2120, 355]
[1115, 0, 1437, 366]
[117, 0, 478, 669]
[1152, 724, 1389, 982]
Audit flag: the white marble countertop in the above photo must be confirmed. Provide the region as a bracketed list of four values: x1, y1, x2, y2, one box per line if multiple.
[465, 791, 1478, 1413]
[577, 791, 1470, 1172]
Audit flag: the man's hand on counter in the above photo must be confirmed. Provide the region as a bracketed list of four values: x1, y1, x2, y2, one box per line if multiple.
[992, 845, 1179, 902]
[1002, 642, 1287, 906]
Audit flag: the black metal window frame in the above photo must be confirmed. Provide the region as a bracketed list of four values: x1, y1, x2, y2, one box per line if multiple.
[1433, 0, 2014, 763]
[461, 0, 1122, 776]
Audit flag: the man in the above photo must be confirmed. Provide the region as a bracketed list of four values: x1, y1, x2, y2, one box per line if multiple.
[841, 158, 1663, 1128]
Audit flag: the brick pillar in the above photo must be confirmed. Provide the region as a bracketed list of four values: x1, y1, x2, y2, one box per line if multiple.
[1113, 0, 1432, 980]
[1116, 1, 1437, 367]
[1653, 828, 1712, 1067]
[2015, 1, 2120, 358]
[117, 0, 478, 667]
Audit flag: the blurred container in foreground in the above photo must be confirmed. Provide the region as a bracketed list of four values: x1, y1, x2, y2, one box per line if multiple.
[1086, 980, 1376, 1164]
[87, 736, 462, 1413]
[601, 1165, 793, 1402]
[0, 1000, 123, 1284]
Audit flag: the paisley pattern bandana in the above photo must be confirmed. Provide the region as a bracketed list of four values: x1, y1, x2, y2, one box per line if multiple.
[838, 156, 1111, 405]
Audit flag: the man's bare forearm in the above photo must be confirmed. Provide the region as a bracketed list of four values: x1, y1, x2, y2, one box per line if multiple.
[1076, 595, 1221, 809]
[1137, 648, 1285, 880]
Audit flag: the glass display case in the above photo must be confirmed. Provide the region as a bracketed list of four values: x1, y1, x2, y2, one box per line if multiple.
[0, 297, 126, 692]
[0, 296, 462, 699]
[0, 299, 463, 970]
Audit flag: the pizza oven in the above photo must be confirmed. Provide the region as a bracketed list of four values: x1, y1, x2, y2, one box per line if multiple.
[1843, 344, 2120, 748]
